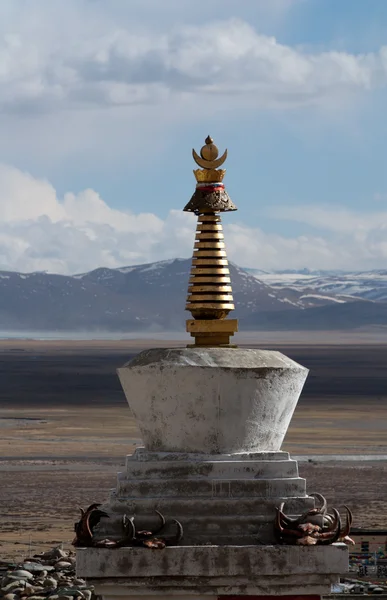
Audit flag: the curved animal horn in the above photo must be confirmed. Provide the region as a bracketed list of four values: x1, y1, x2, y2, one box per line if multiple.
[153, 510, 166, 534]
[86, 503, 101, 512]
[86, 507, 110, 539]
[277, 503, 292, 524]
[340, 506, 353, 538]
[171, 519, 184, 544]
[319, 508, 341, 545]
[274, 507, 304, 542]
[344, 505, 353, 526]
[310, 493, 327, 514]
[278, 502, 319, 526]
[274, 507, 285, 542]
[123, 515, 136, 541]
[275, 507, 284, 530]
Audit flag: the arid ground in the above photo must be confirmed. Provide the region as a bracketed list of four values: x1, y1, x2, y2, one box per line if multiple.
[0, 339, 386, 559]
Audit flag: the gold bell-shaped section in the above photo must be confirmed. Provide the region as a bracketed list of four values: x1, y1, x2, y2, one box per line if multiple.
[186, 212, 234, 319]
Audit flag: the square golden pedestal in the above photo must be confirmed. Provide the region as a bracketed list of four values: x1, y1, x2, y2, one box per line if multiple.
[186, 319, 238, 346]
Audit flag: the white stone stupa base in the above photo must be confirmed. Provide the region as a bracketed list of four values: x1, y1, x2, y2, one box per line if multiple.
[76, 346, 348, 599]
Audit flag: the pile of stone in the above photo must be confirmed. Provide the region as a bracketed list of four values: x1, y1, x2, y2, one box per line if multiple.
[336, 578, 387, 595]
[0, 548, 96, 600]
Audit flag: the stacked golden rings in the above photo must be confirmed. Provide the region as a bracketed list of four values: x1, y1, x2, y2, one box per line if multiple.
[186, 213, 235, 320]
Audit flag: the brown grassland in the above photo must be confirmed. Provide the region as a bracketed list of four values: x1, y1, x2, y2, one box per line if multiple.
[0, 338, 386, 560]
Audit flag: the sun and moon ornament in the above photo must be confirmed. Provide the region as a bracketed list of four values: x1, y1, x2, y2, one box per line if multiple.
[184, 136, 238, 347]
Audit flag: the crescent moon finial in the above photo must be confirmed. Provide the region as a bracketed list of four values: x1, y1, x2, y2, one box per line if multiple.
[192, 136, 227, 170]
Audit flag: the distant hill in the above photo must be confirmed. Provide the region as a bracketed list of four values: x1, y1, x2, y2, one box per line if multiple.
[0, 260, 385, 332]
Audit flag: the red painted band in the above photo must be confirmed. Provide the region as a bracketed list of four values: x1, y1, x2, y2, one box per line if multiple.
[196, 185, 225, 192]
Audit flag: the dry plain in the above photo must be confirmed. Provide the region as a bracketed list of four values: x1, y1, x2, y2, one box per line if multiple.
[0, 338, 386, 560]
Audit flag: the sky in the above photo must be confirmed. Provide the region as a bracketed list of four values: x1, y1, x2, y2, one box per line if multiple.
[1, 0, 387, 274]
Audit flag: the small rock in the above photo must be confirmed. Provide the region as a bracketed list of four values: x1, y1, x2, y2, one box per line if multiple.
[3, 594, 18, 600]
[2, 581, 25, 592]
[57, 590, 84, 598]
[58, 596, 75, 600]
[81, 590, 92, 600]
[43, 578, 57, 589]
[5, 588, 25, 596]
[72, 581, 84, 587]
[22, 564, 54, 574]
[47, 550, 68, 559]
[9, 571, 34, 581]
[54, 563, 72, 571]
[5, 581, 32, 590]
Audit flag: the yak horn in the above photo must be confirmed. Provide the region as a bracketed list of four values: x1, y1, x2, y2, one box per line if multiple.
[319, 508, 341, 545]
[310, 493, 327, 514]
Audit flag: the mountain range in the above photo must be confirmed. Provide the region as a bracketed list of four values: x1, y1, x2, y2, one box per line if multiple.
[0, 259, 386, 332]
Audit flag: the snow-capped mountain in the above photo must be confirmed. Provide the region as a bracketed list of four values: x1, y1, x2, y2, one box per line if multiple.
[246, 268, 387, 303]
[0, 260, 385, 332]
[0, 259, 299, 332]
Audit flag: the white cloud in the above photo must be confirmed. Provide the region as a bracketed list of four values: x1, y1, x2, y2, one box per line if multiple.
[264, 204, 387, 234]
[1, 4, 387, 117]
[0, 164, 387, 274]
[0, 1, 385, 172]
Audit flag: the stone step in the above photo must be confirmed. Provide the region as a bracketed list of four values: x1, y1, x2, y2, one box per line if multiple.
[129, 448, 290, 462]
[116, 476, 305, 498]
[96, 513, 296, 533]
[108, 492, 313, 517]
[76, 544, 348, 580]
[93, 513, 296, 546]
[121, 458, 299, 480]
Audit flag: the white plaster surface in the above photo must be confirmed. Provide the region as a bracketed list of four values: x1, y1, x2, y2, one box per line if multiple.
[117, 348, 308, 454]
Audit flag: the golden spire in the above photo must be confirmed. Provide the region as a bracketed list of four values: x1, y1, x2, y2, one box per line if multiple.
[184, 136, 238, 347]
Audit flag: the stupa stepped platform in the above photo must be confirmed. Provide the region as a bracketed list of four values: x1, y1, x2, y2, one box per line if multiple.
[118, 449, 303, 492]
[94, 448, 313, 546]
